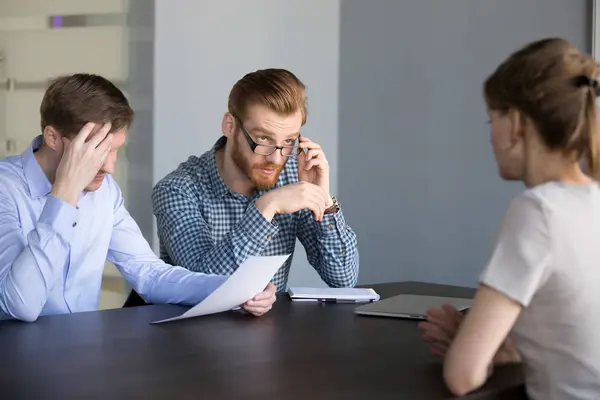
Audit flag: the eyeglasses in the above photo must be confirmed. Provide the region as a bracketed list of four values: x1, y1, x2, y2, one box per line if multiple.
[234, 115, 298, 157]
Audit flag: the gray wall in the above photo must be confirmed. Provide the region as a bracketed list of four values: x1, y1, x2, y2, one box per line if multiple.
[338, 0, 592, 287]
[126, 0, 154, 240]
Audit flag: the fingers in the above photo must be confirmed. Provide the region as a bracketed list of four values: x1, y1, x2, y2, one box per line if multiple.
[420, 308, 461, 359]
[309, 203, 324, 221]
[427, 305, 458, 323]
[243, 289, 276, 317]
[420, 327, 452, 359]
[304, 148, 323, 162]
[296, 148, 307, 171]
[298, 138, 325, 166]
[302, 198, 322, 221]
[61, 137, 71, 153]
[442, 303, 461, 316]
[95, 133, 114, 159]
[296, 182, 328, 220]
[72, 122, 98, 145]
[303, 157, 327, 172]
[425, 307, 449, 325]
[98, 144, 111, 166]
[440, 304, 463, 330]
[246, 296, 276, 309]
[87, 123, 112, 149]
[252, 283, 277, 300]
[242, 303, 273, 317]
[426, 319, 455, 339]
[424, 307, 458, 338]
[306, 194, 326, 221]
[419, 321, 453, 344]
[265, 282, 277, 293]
[306, 183, 329, 205]
[298, 136, 321, 150]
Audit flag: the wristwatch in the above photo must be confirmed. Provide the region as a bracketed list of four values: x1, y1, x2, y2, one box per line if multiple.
[324, 196, 340, 214]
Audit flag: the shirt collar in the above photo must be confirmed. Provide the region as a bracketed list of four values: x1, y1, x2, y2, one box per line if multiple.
[208, 137, 232, 198]
[21, 136, 52, 199]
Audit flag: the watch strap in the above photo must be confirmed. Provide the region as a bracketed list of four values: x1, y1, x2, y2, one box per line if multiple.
[324, 196, 340, 214]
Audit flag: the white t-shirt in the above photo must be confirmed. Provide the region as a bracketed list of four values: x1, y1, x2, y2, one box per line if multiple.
[480, 181, 600, 400]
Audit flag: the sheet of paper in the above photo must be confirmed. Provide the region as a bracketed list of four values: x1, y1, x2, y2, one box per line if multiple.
[152, 254, 290, 324]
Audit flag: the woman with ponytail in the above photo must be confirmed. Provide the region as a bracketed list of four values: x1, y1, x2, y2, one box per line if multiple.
[420, 38, 600, 399]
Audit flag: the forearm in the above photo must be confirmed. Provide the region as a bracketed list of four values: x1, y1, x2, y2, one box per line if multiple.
[300, 209, 359, 287]
[118, 259, 228, 306]
[0, 196, 75, 321]
[462, 309, 521, 365]
[444, 347, 491, 396]
[444, 285, 523, 396]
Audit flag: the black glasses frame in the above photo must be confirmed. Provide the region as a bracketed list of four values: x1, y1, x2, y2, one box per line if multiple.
[233, 115, 298, 157]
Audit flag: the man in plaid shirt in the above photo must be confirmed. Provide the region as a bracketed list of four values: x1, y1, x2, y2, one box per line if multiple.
[152, 69, 359, 291]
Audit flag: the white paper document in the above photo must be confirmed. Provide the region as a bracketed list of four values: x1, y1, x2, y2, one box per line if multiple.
[152, 254, 290, 324]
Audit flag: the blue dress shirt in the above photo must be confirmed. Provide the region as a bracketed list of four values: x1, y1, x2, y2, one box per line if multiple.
[0, 136, 227, 322]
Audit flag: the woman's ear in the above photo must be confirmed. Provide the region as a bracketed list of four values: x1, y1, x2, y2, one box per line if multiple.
[508, 109, 525, 146]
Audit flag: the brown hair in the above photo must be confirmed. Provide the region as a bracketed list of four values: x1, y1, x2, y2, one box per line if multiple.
[40, 73, 134, 136]
[484, 38, 600, 178]
[228, 68, 307, 124]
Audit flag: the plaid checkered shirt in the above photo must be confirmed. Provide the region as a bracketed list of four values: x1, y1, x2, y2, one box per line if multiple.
[151, 137, 359, 291]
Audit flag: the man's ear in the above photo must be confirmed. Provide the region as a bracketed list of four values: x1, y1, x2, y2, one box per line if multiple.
[42, 126, 63, 151]
[221, 113, 236, 138]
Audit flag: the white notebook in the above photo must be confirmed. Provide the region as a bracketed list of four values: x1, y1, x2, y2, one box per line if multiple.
[287, 287, 380, 303]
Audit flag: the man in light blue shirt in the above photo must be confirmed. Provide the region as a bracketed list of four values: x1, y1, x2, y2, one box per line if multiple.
[0, 73, 276, 322]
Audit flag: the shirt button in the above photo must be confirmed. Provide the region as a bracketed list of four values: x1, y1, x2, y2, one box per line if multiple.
[267, 234, 272, 240]
[72, 222, 77, 227]
[327, 223, 334, 229]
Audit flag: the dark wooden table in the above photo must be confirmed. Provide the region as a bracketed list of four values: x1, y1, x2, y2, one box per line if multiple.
[0, 281, 525, 399]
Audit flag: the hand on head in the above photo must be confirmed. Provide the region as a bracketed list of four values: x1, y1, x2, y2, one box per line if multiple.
[255, 136, 333, 222]
[242, 282, 277, 317]
[50, 122, 113, 206]
[296, 136, 329, 186]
